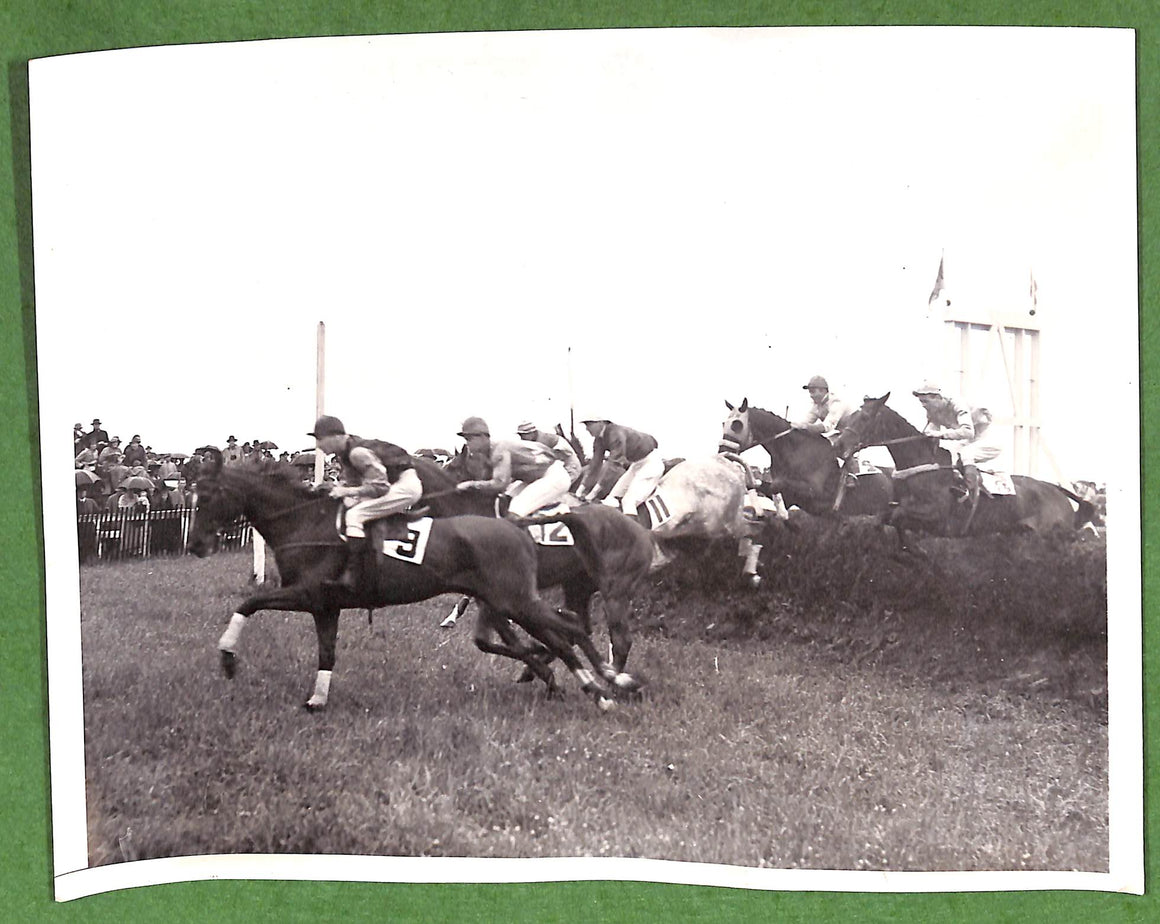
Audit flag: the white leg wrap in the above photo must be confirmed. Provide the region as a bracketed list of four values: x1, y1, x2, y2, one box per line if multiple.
[307, 670, 332, 707]
[744, 543, 762, 575]
[574, 667, 596, 688]
[219, 613, 247, 652]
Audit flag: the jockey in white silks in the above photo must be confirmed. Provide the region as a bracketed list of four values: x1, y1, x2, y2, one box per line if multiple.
[912, 381, 1003, 534]
[574, 417, 666, 519]
[309, 414, 423, 591]
[455, 416, 572, 517]
[516, 420, 583, 485]
[793, 374, 856, 444]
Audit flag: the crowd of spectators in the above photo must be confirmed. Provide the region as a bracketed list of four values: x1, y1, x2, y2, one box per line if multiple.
[73, 419, 325, 515]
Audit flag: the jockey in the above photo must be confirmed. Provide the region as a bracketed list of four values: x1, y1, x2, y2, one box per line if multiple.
[793, 375, 855, 444]
[309, 415, 423, 591]
[575, 417, 665, 518]
[515, 420, 583, 487]
[455, 416, 572, 517]
[912, 380, 1002, 533]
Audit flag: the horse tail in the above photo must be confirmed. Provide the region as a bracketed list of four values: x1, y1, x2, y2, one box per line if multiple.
[1054, 485, 1099, 530]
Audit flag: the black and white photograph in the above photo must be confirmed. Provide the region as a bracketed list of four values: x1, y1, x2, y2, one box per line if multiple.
[32, 26, 1141, 900]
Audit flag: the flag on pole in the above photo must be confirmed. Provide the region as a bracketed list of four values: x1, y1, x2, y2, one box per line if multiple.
[927, 253, 949, 311]
[1029, 268, 1038, 316]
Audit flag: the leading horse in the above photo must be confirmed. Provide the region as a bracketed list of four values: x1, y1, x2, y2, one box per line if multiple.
[832, 393, 1097, 548]
[720, 398, 893, 517]
[413, 454, 656, 675]
[188, 449, 637, 711]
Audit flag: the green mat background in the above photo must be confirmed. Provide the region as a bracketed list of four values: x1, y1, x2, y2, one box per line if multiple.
[2, 3, 1154, 921]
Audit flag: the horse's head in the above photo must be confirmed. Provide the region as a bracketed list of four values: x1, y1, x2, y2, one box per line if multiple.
[720, 398, 754, 453]
[188, 447, 244, 557]
[833, 394, 890, 459]
[444, 444, 490, 482]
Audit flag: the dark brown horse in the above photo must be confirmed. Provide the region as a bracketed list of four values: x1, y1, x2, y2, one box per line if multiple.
[418, 454, 655, 674]
[832, 393, 1097, 548]
[720, 398, 893, 517]
[188, 449, 636, 711]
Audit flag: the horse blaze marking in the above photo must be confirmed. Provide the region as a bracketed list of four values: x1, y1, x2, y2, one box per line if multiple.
[381, 517, 434, 565]
[527, 522, 574, 546]
[645, 493, 673, 528]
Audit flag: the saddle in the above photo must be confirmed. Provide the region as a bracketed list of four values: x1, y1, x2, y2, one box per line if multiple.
[336, 512, 419, 547]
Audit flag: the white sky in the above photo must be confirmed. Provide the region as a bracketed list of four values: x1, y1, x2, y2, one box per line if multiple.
[31, 27, 1137, 479]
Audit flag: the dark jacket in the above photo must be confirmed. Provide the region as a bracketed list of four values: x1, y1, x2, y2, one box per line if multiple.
[338, 435, 415, 484]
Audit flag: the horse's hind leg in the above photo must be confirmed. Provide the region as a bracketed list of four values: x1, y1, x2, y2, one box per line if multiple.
[517, 599, 641, 703]
[305, 606, 340, 711]
[473, 605, 560, 696]
[442, 595, 471, 629]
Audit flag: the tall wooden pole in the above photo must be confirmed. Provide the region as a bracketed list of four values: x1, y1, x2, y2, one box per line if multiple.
[567, 345, 575, 441]
[314, 321, 326, 485]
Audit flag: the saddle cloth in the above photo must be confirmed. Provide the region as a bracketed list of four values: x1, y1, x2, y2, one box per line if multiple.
[979, 469, 1016, 496]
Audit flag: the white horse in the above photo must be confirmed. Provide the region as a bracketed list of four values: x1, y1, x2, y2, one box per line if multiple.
[636, 454, 778, 587]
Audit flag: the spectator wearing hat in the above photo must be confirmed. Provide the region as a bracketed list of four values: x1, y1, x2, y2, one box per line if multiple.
[574, 417, 663, 517]
[223, 435, 244, 466]
[793, 375, 855, 444]
[309, 414, 421, 592]
[122, 434, 147, 467]
[515, 420, 583, 487]
[73, 423, 86, 456]
[85, 418, 109, 451]
[151, 472, 187, 510]
[912, 380, 1002, 534]
[74, 442, 99, 470]
[76, 486, 101, 515]
[455, 416, 572, 518]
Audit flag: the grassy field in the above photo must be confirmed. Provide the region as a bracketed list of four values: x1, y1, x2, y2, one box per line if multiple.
[79, 524, 1108, 872]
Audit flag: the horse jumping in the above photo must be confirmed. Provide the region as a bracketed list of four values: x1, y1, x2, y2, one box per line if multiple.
[721, 398, 893, 518]
[188, 449, 637, 710]
[833, 394, 1097, 548]
[630, 454, 768, 588]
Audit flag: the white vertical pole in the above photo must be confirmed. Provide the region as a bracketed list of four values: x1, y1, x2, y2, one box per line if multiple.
[314, 321, 326, 486]
[252, 529, 266, 584]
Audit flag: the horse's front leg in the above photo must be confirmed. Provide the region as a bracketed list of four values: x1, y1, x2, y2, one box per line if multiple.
[737, 535, 763, 588]
[217, 585, 320, 679]
[305, 606, 340, 711]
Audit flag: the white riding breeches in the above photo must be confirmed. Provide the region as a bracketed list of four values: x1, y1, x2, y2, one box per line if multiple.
[944, 435, 1003, 470]
[507, 460, 572, 516]
[344, 467, 423, 537]
[607, 448, 666, 514]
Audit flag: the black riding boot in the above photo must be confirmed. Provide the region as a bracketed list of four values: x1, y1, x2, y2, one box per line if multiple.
[328, 535, 367, 592]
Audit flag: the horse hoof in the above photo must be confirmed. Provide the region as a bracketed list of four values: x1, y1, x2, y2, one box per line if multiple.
[596, 695, 617, 713]
[220, 650, 237, 679]
[747, 574, 762, 589]
[514, 666, 536, 684]
[302, 699, 326, 712]
[439, 615, 458, 629]
[612, 671, 642, 693]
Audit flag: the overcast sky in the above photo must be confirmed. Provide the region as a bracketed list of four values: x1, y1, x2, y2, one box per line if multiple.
[30, 26, 1137, 480]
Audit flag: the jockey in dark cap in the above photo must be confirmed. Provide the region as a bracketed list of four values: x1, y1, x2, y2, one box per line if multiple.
[309, 415, 421, 591]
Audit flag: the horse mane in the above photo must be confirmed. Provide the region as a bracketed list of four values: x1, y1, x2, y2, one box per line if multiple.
[410, 454, 458, 489]
[873, 401, 921, 438]
[223, 458, 321, 498]
[746, 404, 791, 433]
